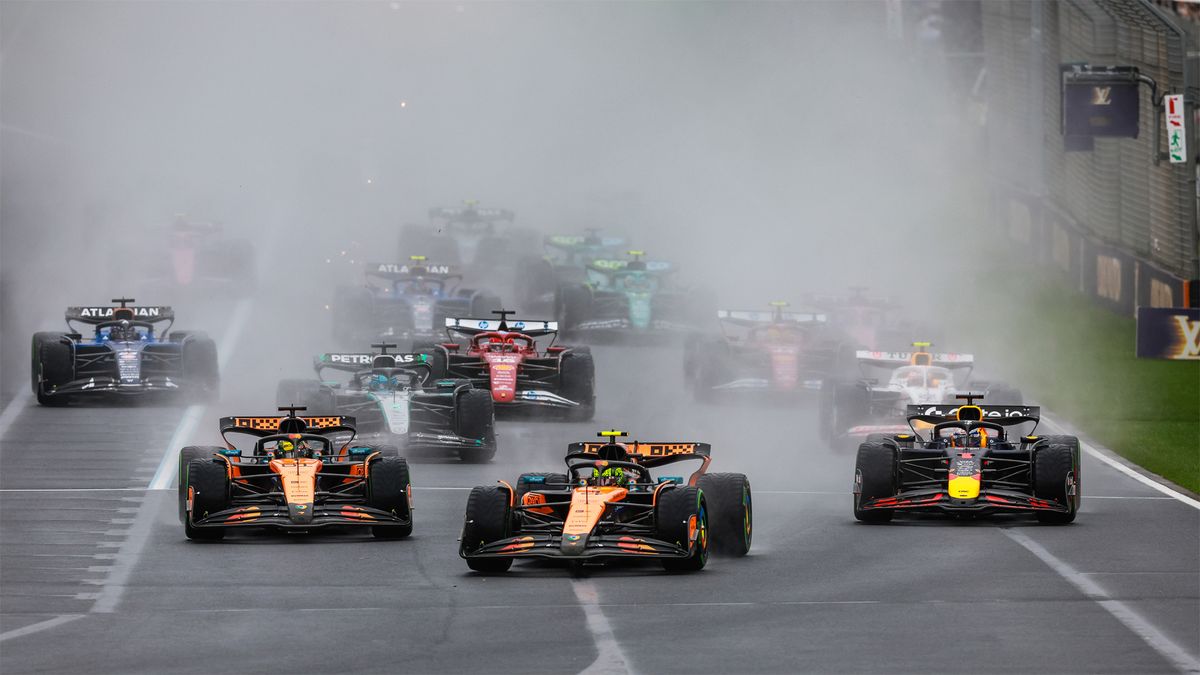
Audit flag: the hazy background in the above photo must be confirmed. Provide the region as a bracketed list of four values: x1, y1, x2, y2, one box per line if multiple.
[1, 0, 972, 399]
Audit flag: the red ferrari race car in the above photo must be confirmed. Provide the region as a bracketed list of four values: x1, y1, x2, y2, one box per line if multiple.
[684, 301, 836, 402]
[414, 310, 594, 421]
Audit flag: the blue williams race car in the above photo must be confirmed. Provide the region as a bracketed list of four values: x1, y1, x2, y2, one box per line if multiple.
[330, 256, 501, 347]
[31, 298, 218, 405]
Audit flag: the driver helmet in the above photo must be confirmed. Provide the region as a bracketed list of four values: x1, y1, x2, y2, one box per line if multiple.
[590, 466, 628, 487]
[368, 374, 392, 392]
[111, 320, 139, 342]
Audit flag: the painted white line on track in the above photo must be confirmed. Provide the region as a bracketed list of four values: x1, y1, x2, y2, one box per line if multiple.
[574, 580, 634, 675]
[1002, 528, 1200, 673]
[0, 389, 32, 440]
[0, 614, 85, 643]
[0, 488, 150, 493]
[1043, 415, 1199, 510]
[147, 298, 253, 491]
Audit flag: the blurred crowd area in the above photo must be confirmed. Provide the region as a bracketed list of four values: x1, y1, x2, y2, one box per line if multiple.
[1153, 0, 1200, 22]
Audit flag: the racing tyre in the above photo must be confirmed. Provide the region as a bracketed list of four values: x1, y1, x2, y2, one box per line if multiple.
[275, 379, 335, 413]
[461, 486, 514, 573]
[1034, 438, 1080, 524]
[696, 473, 752, 556]
[185, 458, 230, 541]
[453, 389, 497, 463]
[515, 472, 570, 499]
[368, 456, 413, 538]
[831, 381, 869, 451]
[31, 332, 72, 406]
[181, 336, 220, 402]
[177, 446, 223, 524]
[854, 441, 896, 523]
[557, 284, 592, 330]
[559, 351, 595, 421]
[656, 486, 708, 572]
[411, 342, 449, 379]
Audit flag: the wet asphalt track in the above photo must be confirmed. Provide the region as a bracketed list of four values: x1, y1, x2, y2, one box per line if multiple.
[1, 291, 1198, 675]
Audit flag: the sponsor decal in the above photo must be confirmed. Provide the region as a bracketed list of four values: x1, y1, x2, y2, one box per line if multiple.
[1136, 307, 1200, 360]
[75, 306, 165, 318]
[329, 354, 373, 364]
[374, 263, 451, 275]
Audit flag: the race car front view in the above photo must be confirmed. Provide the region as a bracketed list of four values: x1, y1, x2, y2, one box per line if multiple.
[459, 430, 752, 573]
[275, 344, 497, 462]
[178, 407, 413, 540]
[31, 298, 218, 405]
[852, 395, 1081, 524]
[417, 310, 594, 421]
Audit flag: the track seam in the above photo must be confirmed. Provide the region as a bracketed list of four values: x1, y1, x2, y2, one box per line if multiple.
[573, 579, 635, 675]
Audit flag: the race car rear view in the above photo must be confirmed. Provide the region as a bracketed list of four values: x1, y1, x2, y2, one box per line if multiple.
[516, 230, 629, 311]
[330, 256, 501, 347]
[853, 395, 1080, 524]
[459, 430, 752, 573]
[276, 344, 497, 462]
[178, 407, 413, 540]
[31, 298, 218, 405]
[555, 251, 712, 342]
[685, 302, 835, 401]
[821, 343, 1022, 450]
[401, 201, 539, 268]
[418, 310, 594, 421]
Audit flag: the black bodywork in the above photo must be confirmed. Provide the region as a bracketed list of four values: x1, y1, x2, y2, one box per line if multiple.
[31, 298, 218, 405]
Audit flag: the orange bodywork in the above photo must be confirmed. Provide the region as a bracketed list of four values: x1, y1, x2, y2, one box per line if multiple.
[269, 458, 322, 506]
[522, 492, 553, 515]
[563, 486, 627, 537]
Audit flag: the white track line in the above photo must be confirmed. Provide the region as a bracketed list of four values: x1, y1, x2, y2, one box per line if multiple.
[574, 580, 634, 675]
[1002, 529, 1200, 673]
[147, 298, 253, 491]
[1042, 415, 1199, 510]
[0, 389, 32, 439]
[0, 614, 85, 643]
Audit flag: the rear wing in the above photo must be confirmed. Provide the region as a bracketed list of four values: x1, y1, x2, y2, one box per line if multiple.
[569, 441, 711, 458]
[66, 305, 174, 325]
[905, 404, 1040, 426]
[545, 234, 627, 250]
[429, 206, 514, 223]
[219, 415, 357, 435]
[445, 317, 559, 337]
[718, 309, 826, 325]
[587, 259, 672, 273]
[856, 350, 974, 368]
[313, 352, 430, 376]
[365, 261, 457, 281]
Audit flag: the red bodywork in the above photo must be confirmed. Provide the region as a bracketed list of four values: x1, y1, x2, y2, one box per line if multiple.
[463, 332, 539, 403]
[747, 326, 807, 391]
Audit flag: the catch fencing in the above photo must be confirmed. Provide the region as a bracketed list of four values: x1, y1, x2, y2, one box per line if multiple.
[981, 0, 1199, 312]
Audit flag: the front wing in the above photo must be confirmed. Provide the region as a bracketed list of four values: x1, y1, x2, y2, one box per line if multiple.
[190, 503, 410, 530]
[857, 487, 1071, 515]
[462, 532, 692, 561]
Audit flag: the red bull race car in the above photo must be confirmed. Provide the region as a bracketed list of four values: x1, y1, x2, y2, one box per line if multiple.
[178, 407, 413, 540]
[415, 310, 594, 421]
[459, 430, 752, 573]
[853, 396, 1080, 524]
[685, 302, 836, 401]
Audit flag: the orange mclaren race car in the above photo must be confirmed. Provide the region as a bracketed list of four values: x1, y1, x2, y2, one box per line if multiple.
[459, 430, 752, 573]
[853, 395, 1081, 524]
[178, 407, 412, 540]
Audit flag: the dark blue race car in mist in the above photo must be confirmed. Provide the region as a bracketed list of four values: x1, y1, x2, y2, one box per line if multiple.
[31, 298, 218, 405]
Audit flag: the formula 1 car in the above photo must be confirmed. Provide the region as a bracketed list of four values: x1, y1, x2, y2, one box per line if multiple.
[515, 230, 629, 311]
[400, 201, 539, 268]
[821, 343, 1022, 450]
[417, 311, 594, 421]
[178, 407, 413, 540]
[275, 344, 497, 462]
[555, 251, 713, 342]
[459, 430, 752, 573]
[31, 298, 218, 406]
[685, 302, 838, 401]
[330, 256, 502, 346]
[853, 396, 1080, 524]
[141, 216, 256, 294]
[800, 287, 926, 353]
